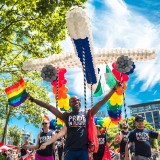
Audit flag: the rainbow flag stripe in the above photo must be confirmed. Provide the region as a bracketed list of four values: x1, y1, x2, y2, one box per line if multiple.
[5, 78, 28, 107]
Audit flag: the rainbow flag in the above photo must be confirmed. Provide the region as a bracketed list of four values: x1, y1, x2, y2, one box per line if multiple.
[43, 114, 50, 121]
[5, 78, 28, 107]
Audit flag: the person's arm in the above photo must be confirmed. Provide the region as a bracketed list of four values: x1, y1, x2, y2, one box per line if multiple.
[40, 126, 67, 150]
[91, 83, 120, 115]
[149, 130, 160, 139]
[61, 138, 65, 148]
[124, 131, 134, 160]
[28, 94, 65, 120]
[22, 134, 40, 150]
[114, 132, 122, 145]
[124, 142, 131, 160]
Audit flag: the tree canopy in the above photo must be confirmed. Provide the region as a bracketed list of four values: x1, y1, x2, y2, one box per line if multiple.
[8, 125, 22, 146]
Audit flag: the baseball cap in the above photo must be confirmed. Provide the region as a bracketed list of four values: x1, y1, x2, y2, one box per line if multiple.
[135, 115, 144, 122]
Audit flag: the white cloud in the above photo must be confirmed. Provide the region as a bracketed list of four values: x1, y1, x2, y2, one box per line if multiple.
[60, 36, 74, 52]
[105, 0, 129, 16]
[58, 0, 160, 116]
[67, 68, 93, 101]
[60, 0, 160, 92]
[86, 0, 160, 91]
[122, 94, 143, 117]
[134, 62, 160, 92]
[48, 92, 54, 99]
[47, 110, 56, 120]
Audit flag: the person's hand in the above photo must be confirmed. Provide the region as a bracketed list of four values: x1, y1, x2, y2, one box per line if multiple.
[26, 93, 31, 100]
[114, 82, 122, 90]
[27, 93, 34, 102]
[40, 143, 47, 150]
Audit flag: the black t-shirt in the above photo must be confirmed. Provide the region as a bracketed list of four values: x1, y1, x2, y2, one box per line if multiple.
[20, 148, 27, 156]
[21, 142, 32, 156]
[36, 130, 54, 156]
[128, 128, 158, 157]
[97, 134, 107, 155]
[120, 131, 129, 153]
[64, 111, 88, 151]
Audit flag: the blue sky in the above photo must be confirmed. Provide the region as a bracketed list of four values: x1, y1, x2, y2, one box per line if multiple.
[9, 0, 160, 142]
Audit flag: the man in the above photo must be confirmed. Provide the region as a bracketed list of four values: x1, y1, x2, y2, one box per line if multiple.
[114, 121, 129, 160]
[125, 115, 160, 160]
[22, 119, 55, 160]
[28, 83, 120, 160]
[93, 125, 108, 160]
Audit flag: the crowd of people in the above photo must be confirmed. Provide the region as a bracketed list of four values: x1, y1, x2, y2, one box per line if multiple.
[0, 141, 35, 160]
[0, 115, 159, 160]
[1, 84, 160, 160]
[26, 83, 159, 160]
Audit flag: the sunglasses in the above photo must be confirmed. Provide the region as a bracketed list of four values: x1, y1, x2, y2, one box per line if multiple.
[42, 122, 48, 125]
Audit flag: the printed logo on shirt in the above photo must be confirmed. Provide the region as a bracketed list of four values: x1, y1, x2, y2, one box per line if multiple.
[123, 134, 128, 142]
[136, 132, 149, 141]
[56, 141, 63, 147]
[68, 114, 86, 127]
[40, 135, 52, 143]
[98, 138, 105, 145]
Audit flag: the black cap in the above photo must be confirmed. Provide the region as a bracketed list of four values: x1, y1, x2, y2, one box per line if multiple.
[135, 115, 144, 122]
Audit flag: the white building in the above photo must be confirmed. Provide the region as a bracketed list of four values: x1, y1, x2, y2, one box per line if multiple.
[21, 129, 32, 144]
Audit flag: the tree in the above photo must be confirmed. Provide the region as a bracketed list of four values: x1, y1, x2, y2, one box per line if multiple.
[8, 125, 22, 146]
[0, 0, 87, 143]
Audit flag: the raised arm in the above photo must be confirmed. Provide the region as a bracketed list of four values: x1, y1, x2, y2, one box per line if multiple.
[124, 142, 133, 160]
[91, 83, 120, 115]
[40, 126, 67, 150]
[28, 94, 65, 120]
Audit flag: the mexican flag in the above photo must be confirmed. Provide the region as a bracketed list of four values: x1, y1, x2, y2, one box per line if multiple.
[94, 65, 117, 97]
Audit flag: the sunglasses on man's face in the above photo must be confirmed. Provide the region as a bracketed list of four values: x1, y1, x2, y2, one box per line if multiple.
[42, 122, 48, 125]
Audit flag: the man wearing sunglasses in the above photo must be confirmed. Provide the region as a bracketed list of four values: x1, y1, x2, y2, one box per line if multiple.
[28, 83, 120, 160]
[22, 119, 55, 160]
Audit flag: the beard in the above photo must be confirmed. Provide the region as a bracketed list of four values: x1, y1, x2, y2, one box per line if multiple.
[122, 126, 128, 129]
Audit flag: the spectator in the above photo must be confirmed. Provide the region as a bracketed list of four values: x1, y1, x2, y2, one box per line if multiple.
[55, 129, 65, 160]
[22, 119, 55, 160]
[114, 121, 129, 160]
[125, 115, 160, 160]
[93, 125, 108, 160]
